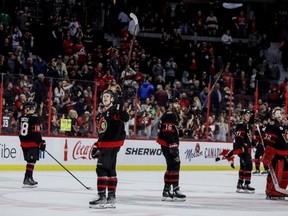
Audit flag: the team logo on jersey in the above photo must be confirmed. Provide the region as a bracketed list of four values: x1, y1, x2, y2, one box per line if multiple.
[98, 117, 107, 134]
[282, 129, 288, 142]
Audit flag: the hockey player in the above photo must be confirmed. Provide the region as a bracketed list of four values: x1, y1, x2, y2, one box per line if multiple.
[234, 109, 255, 193]
[262, 107, 288, 200]
[89, 90, 129, 209]
[18, 101, 46, 188]
[157, 97, 186, 201]
[252, 118, 268, 175]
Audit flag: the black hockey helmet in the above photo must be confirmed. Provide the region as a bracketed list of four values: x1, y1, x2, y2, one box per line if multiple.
[24, 101, 36, 110]
[101, 89, 115, 102]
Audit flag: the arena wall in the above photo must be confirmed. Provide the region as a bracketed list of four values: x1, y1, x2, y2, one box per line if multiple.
[0, 136, 238, 170]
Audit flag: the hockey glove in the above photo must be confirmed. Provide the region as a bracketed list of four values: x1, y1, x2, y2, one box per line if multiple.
[169, 143, 179, 157]
[91, 142, 100, 159]
[115, 95, 124, 111]
[39, 140, 46, 151]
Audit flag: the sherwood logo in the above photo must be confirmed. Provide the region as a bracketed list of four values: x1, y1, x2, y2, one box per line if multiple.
[125, 148, 162, 155]
[0, 143, 16, 159]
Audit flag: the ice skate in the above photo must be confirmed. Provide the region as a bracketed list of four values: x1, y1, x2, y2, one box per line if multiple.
[89, 195, 107, 209]
[22, 177, 37, 188]
[261, 170, 268, 175]
[243, 184, 255, 194]
[106, 195, 116, 208]
[31, 177, 38, 185]
[172, 187, 186, 202]
[236, 183, 244, 193]
[252, 170, 260, 175]
[162, 187, 174, 201]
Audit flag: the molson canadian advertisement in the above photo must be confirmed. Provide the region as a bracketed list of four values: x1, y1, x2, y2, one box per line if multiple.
[0, 136, 239, 170]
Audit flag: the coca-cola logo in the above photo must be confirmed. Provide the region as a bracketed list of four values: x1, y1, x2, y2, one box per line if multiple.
[72, 141, 93, 160]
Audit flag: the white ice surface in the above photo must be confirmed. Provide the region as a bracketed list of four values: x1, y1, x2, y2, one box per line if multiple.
[1, 170, 287, 216]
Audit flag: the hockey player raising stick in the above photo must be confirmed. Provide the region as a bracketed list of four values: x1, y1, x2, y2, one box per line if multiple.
[18, 101, 46, 188]
[89, 90, 129, 208]
[157, 97, 186, 201]
[262, 107, 288, 200]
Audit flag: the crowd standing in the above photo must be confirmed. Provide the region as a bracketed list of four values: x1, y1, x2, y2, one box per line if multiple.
[0, 0, 288, 143]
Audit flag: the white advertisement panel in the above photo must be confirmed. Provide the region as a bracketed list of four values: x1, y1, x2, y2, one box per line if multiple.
[0, 136, 238, 169]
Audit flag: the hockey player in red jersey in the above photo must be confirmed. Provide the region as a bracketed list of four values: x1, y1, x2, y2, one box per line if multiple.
[262, 107, 288, 200]
[89, 90, 129, 209]
[18, 101, 46, 188]
[234, 109, 255, 193]
[157, 97, 186, 201]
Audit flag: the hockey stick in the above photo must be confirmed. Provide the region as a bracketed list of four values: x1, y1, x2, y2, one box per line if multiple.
[126, 12, 139, 67]
[202, 70, 223, 107]
[255, 124, 288, 195]
[45, 150, 93, 190]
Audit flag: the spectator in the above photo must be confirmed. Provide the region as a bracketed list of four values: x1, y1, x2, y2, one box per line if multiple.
[201, 115, 216, 141]
[205, 11, 218, 36]
[11, 26, 22, 52]
[65, 109, 78, 136]
[31, 73, 47, 107]
[221, 29, 233, 58]
[108, 79, 122, 95]
[56, 55, 68, 79]
[53, 80, 65, 105]
[210, 83, 223, 116]
[165, 56, 177, 88]
[214, 116, 228, 142]
[155, 84, 168, 107]
[138, 77, 155, 102]
[63, 35, 74, 56]
[192, 10, 206, 36]
[33, 55, 48, 77]
[83, 85, 93, 106]
[69, 16, 80, 42]
[152, 58, 164, 80]
[178, 92, 190, 109]
[270, 60, 280, 82]
[199, 87, 208, 111]
[247, 30, 260, 59]
[181, 70, 192, 89]
[47, 58, 61, 79]
[259, 33, 270, 59]
[109, 49, 121, 82]
[234, 10, 248, 38]
[223, 87, 234, 114]
[4, 82, 15, 111]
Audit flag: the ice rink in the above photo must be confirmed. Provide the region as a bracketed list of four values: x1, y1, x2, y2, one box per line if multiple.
[1, 170, 287, 216]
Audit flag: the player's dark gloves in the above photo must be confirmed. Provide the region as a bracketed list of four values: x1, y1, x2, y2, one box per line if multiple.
[39, 140, 46, 151]
[91, 142, 100, 159]
[115, 95, 124, 111]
